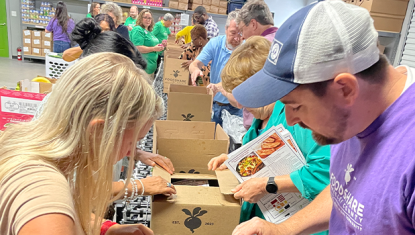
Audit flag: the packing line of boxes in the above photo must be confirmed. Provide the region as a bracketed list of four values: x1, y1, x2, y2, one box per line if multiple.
[22, 29, 53, 57]
[169, 0, 227, 14]
[343, 0, 409, 33]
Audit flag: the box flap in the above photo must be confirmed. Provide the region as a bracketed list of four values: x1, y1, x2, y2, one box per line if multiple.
[215, 170, 240, 195]
[153, 185, 240, 206]
[154, 120, 215, 139]
[169, 84, 209, 94]
[167, 92, 213, 122]
[172, 173, 217, 180]
[153, 165, 172, 181]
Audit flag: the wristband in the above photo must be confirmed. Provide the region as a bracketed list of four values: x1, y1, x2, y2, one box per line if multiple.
[100, 220, 117, 235]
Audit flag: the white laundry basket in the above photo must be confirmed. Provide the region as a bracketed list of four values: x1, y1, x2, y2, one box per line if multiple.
[45, 52, 76, 79]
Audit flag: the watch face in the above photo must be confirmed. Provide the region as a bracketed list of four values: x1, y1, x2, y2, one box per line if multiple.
[266, 184, 278, 194]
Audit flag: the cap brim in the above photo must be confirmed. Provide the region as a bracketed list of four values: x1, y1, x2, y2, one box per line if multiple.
[233, 69, 299, 108]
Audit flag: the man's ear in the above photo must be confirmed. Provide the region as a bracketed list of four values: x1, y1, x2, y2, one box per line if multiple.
[332, 73, 359, 107]
[250, 19, 257, 30]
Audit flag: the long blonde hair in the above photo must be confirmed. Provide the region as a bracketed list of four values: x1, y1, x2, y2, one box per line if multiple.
[221, 36, 271, 92]
[0, 52, 163, 234]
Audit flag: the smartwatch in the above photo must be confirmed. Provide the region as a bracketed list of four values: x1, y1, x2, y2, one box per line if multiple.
[266, 177, 278, 194]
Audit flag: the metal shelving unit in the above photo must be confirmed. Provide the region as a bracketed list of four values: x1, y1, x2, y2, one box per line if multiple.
[377, 30, 401, 64]
[94, 0, 186, 13]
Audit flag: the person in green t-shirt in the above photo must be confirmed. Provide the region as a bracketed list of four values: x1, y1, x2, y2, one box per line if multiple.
[207, 36, 330, 235]
[152, 13, 173, 43]
[87, 2, 100, 18]
[130, 9, 164, 76]
[125, 5, 139, 31]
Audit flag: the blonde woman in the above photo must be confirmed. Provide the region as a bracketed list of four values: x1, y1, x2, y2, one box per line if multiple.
[0, 52, 162, 235]
[101, 2, 129, 40]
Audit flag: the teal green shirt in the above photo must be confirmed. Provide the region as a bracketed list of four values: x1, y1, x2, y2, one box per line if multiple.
[86, 13, 93, 18]
[240, 101, 330, 235]
[125, 17, 137, 36]
[130, 26, 160, 74]
[152, 21, 171, 43]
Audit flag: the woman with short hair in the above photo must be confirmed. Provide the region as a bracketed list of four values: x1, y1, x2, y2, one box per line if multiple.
[100, 2, 129, 40]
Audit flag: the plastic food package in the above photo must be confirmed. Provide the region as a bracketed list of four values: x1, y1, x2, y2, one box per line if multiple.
[221, 109, 246, 144]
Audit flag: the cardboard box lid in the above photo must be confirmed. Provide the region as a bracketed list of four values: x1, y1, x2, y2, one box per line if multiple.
[154, 120, 216, 139]
[153, 185, 240, 206]
[215, 169, 239, 195]
[169, 84, 209, 94]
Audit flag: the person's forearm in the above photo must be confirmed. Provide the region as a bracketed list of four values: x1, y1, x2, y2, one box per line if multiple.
[112, 180, 143, 199]
[275, 175, 300, 193]
[136, 45, 155, 54]
[278, 186, 332, 235]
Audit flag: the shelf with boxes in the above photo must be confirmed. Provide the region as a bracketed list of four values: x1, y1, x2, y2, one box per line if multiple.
[21, 1, 55, 27]
[94, 0, 185, 13]
[22, 28, 53, 60]
[171, 0, 228, 15]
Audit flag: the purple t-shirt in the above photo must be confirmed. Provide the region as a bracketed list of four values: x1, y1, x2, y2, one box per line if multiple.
[46, 18, 75, 43]
[329, 81, 415, 234]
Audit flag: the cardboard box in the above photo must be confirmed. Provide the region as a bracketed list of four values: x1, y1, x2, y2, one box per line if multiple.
[42, 40, 52, 49]
[178, 2, 188, 10]
[151, 121, 238, 235]
[23, 38, 32, 48]
[211, 0, 220, 6]
[32, 30, 42, 40]
[19, 79, 54, 94]
[167, 85, 213, 122]
[210, 5, 219, 13]
[191, 0, 203, 4]
[23, 46, 32, 55]
[355, 0, 409, 16]
[204, 5, 211, 12]
[42, 31, 53, 41]
[22, 29, 32, 39]
[219, 1, 227, 8]
[169, 0, 179, 9]
[41, 48, 51, 56]
[32, 39, 41, 48]
[218, 7, 227, 14]
[179, 0, 189, 3]
[203, 0, 211, 5]
[153, 120, 230, 174]
[163, 56, 189, 93]
[189, 3, 202, 10]
[32, 47, 42, 56]
[371, 12, 405, 32]
[0, 89, 47, 131]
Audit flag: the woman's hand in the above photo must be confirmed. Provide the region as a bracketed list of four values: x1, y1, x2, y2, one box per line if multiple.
[153, 45, 164, 52]
[106, 223, 154, 235]
[232, 177, 268, 203]
[181, 42, 190, 49]
[162, 40, 168, 48]
[207, 154, 229, 171]
[135, 149, 174, 174]
[181, 60, 192, 70]
[141, 176, 177, 196]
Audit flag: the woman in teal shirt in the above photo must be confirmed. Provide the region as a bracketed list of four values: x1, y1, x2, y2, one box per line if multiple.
[130, 9, 164, 76]
[208, 36, 330, 235]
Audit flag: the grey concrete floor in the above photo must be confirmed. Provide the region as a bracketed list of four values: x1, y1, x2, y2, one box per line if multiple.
[0, 57, 46, 89]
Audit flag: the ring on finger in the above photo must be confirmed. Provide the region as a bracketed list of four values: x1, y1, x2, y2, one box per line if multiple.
[167, 182, 172, 187]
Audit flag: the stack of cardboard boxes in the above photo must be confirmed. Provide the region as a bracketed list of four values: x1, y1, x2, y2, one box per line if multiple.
[172, 0, 227, 14]
[169, 0, 189, 10]
[22, 29, 53, 57]
[343, 0, 409, 32]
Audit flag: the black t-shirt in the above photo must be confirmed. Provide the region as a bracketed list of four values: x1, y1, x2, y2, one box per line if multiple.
[116, 25, 130, 41]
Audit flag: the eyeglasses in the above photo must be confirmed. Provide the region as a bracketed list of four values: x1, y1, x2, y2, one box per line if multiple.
[193, 14, 202, 20]
[143, 17, 152, 20]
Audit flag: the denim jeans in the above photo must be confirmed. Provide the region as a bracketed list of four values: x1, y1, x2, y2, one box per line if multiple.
[53, 40, 71, 53]
[212, 102, 243, 127]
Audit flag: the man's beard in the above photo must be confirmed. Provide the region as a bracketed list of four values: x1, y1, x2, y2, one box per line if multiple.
[298, 106, 350, 146]
[226, 41, 240, 51]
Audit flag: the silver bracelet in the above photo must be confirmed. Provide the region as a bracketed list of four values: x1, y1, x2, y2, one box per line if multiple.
[129, 179, 136, 201]
[131, 178, 138, 200]
[137, 178, 145, 196]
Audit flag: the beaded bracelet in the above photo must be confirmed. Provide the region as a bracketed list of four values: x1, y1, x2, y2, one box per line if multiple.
[137, 178, 145, 196]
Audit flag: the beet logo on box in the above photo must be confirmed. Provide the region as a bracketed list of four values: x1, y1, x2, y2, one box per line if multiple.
[182, 207, 207, 233]
[182, 113, 194, 121]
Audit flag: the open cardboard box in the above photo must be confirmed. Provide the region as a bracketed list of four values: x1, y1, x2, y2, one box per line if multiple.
[19, 79, 54, 94]
[151, 120, 241, 234]
[167, 84, 213, 122]
[163, 55, 190, 93]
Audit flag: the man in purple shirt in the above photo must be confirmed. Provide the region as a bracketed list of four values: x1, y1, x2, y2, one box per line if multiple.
[193, 6, 219, 39]
[236, 0, 277, 42]
[231, 1, 415, 235]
